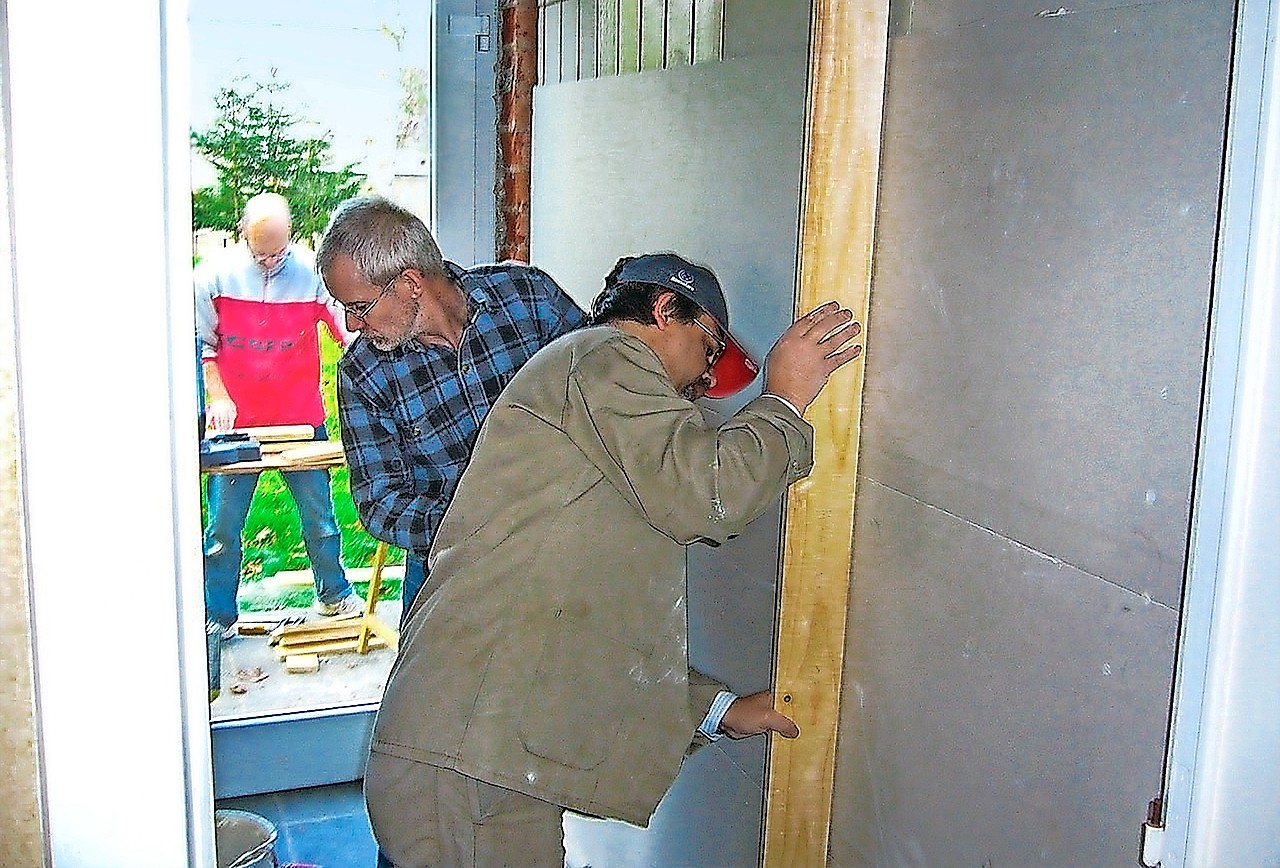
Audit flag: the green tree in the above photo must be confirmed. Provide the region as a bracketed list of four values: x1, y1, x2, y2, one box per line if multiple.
[191, 73, 365, 241]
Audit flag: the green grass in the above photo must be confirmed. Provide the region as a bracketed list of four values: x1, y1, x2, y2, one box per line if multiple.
[205, 329, 405, 610]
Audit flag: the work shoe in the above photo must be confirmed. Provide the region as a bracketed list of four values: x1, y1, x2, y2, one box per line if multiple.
[208, 620, 237, 642]
[314, 592, 364, 618]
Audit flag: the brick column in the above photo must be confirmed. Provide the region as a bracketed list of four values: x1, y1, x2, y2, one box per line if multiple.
[496, 0, 538, 262]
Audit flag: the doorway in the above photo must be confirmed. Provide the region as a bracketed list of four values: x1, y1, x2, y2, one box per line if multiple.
[187, 0, 497, 798]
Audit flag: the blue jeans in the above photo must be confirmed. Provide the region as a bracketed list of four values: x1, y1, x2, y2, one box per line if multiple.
[401, 555, 426, 626]
[204, 429, 351, 627]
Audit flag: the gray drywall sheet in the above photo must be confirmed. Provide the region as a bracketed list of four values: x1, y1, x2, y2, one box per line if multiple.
[831, 1, 1234, 865]
[529, 9, 810, 863]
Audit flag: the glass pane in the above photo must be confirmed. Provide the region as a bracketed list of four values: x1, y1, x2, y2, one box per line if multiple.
[597, 0, 619, 78]
[692, 0, 723, 65]
[189, 0, 428, 730]
[666, 0, 693, 67]
[579, 0, 599, 79]
[561, 0, 581, 81]
[640, 0, 666, 70]
[619, 0, 642, 74]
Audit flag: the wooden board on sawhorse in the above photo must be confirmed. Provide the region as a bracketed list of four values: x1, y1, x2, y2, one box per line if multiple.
[273, 541, 400, 660]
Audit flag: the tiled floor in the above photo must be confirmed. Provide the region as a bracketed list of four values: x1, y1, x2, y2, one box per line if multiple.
[217, 780, 377, 868]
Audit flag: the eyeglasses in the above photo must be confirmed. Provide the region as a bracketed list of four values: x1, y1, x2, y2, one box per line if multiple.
[691, 318, 726, 367]
[251, 244, 289, 267]
[340, 274, 399, 320]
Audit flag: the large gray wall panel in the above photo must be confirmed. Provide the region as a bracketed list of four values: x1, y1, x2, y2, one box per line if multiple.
[863, 1, 1230, 605]
[530, 54, 807, 362]
[834, 482, 1177, 865]
[832, 1, 1234, 865]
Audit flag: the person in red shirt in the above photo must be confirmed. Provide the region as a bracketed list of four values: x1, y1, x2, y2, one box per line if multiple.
[196, 192, 361, 636]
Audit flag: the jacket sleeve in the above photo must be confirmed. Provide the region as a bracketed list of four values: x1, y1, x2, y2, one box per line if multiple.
[563, 336, 814, 545]
[337, 357, 437, 559]
[684, 667, 729, 752]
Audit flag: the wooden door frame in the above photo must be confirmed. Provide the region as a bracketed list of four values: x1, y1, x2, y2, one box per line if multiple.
[763, 2, 891, 865]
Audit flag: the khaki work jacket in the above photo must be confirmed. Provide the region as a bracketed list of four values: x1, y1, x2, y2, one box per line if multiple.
[370, 326, 814, 826]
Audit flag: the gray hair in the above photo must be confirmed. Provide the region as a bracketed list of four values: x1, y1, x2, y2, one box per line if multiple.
[316, 196, 444, 286]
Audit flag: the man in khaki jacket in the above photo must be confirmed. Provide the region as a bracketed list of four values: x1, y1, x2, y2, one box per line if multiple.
[365, 253, 863, 867]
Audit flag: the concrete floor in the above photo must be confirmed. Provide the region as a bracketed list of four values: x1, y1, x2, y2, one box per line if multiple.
[211, 601, 402, 722]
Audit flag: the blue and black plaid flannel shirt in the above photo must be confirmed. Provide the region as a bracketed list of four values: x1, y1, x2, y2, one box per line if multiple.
[337, 261, 586, 560]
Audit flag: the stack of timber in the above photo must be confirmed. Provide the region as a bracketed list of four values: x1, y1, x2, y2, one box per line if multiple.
[218, 425, 345, 470]
[272, 615, 390, 672]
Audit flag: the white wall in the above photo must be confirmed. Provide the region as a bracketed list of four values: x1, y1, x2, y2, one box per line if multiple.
[4, 1, 213, 865]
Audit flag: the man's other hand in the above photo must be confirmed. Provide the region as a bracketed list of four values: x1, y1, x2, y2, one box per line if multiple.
[763, 301, 863, 413]
[718, 690, 800, 740]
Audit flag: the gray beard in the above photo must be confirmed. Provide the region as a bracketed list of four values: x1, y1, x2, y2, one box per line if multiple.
[370, 300, 427, 351]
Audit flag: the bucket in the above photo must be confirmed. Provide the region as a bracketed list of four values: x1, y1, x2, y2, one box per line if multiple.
[214, 809, 278, 868]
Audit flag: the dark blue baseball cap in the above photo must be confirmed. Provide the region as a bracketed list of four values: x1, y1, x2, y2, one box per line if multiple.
[614, 253, 760, 398]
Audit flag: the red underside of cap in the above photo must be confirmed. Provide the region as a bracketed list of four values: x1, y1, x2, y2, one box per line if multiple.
[707, 336, 759, 398]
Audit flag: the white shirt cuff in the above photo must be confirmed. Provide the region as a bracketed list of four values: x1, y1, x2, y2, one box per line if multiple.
[698, 690, 738, 741]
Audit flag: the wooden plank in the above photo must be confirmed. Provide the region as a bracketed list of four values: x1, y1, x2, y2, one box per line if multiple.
[276, 620, 366, 641]
[358, 542, 390, 653]
[277, 441, 344, 463]
[277, 635, 387, 659]
[284, 654, 320, 673]
[230, 425, 315, 442]
[762, 2, 890, 866]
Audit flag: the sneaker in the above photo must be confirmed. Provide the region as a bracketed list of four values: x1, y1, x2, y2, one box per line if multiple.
[314, 592, 365, 618]
[209, 620, 238, 641]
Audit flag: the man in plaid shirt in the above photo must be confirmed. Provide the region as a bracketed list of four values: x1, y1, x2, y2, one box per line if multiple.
[317, 197, 585, 619]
